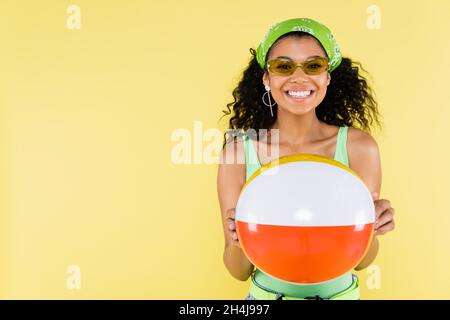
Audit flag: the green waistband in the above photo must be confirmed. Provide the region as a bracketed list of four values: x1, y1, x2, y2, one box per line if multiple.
[250, 273, 360, 300]
[252, 269, 354, 298]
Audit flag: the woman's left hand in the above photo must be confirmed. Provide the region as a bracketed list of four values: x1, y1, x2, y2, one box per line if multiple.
[371, 192, 395, 236]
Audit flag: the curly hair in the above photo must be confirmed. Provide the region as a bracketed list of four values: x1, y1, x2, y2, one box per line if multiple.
[220, 31, 382, 149]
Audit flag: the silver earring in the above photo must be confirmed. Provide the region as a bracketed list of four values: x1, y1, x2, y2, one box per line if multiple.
[262, 85, 276, 117]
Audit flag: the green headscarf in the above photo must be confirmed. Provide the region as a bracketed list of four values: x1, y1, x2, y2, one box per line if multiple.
[256, 18, 342, 72]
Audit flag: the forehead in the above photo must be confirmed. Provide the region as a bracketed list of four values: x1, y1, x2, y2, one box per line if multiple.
[268, 36, 326, 61]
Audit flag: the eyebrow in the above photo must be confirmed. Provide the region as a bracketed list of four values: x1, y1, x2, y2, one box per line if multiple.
[275, 55, 323, 60]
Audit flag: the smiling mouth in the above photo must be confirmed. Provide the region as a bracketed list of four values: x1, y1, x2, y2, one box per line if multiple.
[284, 90, 315, 101]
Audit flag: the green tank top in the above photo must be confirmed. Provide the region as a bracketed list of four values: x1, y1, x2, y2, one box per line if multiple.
[243, 126, 354, 298]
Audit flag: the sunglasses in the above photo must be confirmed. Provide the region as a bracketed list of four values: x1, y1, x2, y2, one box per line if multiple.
[267, 57, 330, 76]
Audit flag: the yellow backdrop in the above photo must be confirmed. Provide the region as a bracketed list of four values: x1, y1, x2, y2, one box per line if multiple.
[1, 0, 449, 299]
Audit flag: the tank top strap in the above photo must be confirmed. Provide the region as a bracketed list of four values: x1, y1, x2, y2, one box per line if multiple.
[243, 133, 261, 181]
[334, 126, 349, 167]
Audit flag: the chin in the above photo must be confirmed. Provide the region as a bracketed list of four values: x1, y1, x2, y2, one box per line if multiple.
[278, 107, 313, 116]
[283, 101, 317, 114]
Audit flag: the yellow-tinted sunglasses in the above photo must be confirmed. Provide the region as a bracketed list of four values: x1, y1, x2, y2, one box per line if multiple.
[267, 56, 330, 76]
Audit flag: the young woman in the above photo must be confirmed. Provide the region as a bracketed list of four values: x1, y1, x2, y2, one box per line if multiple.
[217, 18, 395, 300]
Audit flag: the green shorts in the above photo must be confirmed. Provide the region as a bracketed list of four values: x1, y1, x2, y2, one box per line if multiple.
[246, 273, 360, 300]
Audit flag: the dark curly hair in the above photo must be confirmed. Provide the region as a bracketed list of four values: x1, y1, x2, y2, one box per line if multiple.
[220, 31, 382, 149]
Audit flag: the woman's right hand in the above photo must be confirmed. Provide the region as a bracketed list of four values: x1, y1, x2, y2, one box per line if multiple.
[225, 208, 241, 248]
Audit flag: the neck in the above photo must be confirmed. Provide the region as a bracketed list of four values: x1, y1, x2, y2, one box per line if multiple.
[270, 108, 323, 146]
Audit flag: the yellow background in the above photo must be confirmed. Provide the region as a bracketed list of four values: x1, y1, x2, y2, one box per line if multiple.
[1, 0, 449, 299]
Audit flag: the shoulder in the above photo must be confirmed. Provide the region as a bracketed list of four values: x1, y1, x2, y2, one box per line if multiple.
[218, 137, 246, 186]
[347, 127, 381, 193]
[347, 127, 380, 160]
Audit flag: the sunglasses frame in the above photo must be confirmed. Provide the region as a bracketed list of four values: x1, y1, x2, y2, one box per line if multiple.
[267, 56, 330, 76]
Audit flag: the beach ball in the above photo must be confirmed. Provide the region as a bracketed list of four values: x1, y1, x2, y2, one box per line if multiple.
[235, 154, 375, 284]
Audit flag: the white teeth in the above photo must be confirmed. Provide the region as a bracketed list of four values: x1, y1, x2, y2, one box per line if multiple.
[288, 90, 311, 97]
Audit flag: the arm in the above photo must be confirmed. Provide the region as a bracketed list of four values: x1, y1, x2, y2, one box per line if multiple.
[347, 128, 381, 271]
[217, 139, 254, 281]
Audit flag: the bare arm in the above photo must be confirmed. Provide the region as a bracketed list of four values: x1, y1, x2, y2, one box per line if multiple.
[347, 128, 381, 271]
[217, 139, 254, 281]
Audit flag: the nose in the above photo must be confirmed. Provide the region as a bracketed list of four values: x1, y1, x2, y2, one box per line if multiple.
[290, 65, 310, 81]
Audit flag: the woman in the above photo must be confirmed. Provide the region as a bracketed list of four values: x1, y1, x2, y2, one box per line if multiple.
[217, 18, 395, 300]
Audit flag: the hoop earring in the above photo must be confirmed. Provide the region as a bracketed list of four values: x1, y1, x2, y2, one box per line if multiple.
[262, 85, 276, 117]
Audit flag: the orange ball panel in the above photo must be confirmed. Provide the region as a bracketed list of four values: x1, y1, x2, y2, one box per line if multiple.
[237, 221, 374, 283]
